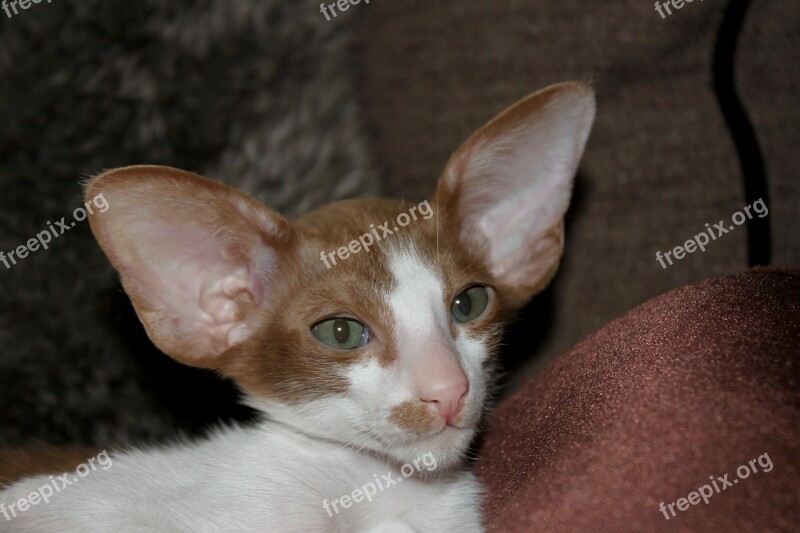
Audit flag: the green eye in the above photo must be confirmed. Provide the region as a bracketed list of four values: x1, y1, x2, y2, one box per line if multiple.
[451, 286, 489, 323]
[311, 318, 369, 350]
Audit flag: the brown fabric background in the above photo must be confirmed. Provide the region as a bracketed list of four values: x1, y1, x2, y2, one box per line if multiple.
[475, 268, 800, 531]
[354, 0, 799, 388]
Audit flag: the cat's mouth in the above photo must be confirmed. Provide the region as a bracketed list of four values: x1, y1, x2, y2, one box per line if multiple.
[399, 426, 476, 471]
[377, 420, 470, 446]
[407, 424, 475, 456]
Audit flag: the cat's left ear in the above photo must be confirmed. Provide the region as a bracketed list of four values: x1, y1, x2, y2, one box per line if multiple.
[435, 82, 595, 308]
[85, 166, 294, 368]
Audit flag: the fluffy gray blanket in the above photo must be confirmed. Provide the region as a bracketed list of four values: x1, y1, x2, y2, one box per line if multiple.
[0, 0, 378, 447]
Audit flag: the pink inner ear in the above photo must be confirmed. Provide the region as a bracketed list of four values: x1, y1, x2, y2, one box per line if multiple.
[86, 166, 286, 364]
[116, 216, 265, 360]
[475, 179, 571, 281]
[457, 127, 577, 287]
[440, 84, 595, 296]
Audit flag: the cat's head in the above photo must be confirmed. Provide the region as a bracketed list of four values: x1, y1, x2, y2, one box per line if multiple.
[85, 83, 595, 470]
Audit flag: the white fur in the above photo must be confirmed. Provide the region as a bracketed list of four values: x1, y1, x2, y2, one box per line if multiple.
[385, 250, 490, 432]
[1, 423, 482, 532]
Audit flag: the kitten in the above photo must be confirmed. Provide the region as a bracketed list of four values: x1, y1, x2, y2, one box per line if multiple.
[0, 82, 595, 532]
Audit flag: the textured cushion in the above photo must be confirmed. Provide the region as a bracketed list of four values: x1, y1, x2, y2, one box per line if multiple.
[476, 268, 800, 530]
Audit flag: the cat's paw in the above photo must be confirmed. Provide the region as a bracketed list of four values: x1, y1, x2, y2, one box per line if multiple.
[362, 520, 417, 533]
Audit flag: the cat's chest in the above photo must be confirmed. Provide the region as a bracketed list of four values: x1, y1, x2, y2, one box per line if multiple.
[167, 425, 445, 529]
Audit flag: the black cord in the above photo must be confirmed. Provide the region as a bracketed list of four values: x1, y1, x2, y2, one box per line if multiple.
[712, 0, 771, 266]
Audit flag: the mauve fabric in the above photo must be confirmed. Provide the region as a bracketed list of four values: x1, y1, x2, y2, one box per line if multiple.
[476, 268, 800, 531]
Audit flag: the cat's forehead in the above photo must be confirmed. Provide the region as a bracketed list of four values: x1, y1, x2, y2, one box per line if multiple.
[294, 197, 492, 289]
[295, 197, 420, 238]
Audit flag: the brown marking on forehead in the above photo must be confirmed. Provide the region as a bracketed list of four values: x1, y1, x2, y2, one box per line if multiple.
[297, 198, 407, 370]
[388, 400, 442, 436]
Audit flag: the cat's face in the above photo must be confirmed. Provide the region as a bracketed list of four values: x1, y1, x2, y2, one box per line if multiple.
[223, 198, 508, 469]
[85, 83, 595, 470]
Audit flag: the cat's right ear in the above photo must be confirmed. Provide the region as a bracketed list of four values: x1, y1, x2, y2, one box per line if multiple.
[435, 83, 595, 308]
[85, 166, 294, 369]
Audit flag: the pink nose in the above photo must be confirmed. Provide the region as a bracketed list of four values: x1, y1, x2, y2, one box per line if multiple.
[420, 381, 469, 426]
[407, 344, 469, 426]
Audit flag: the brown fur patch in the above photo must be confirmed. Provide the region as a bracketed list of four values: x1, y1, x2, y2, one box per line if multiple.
[388, 400, 441, 436]
[222, 199, 406, 403]
[0, 447, 99, 488]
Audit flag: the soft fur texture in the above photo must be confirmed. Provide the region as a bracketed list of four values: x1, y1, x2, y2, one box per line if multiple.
[1, 424, 482, 532]
[0, 83, 595, 531]
[0, 0, 378, 447]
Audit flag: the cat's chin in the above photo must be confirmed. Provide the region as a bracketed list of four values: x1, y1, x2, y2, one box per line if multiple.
[383, 425, 477, 472]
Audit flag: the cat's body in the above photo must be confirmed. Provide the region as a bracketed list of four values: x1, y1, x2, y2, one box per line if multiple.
[2, 422, 481, 532]
[0, 83, 595, 532]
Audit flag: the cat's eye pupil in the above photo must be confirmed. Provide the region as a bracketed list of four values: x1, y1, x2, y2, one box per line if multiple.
[456, 295, 471, 316]
[333, 319, 350, 344]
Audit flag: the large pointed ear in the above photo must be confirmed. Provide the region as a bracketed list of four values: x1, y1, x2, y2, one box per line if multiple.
[84, 166, 293, 368]
[435, 82, 595, 309]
